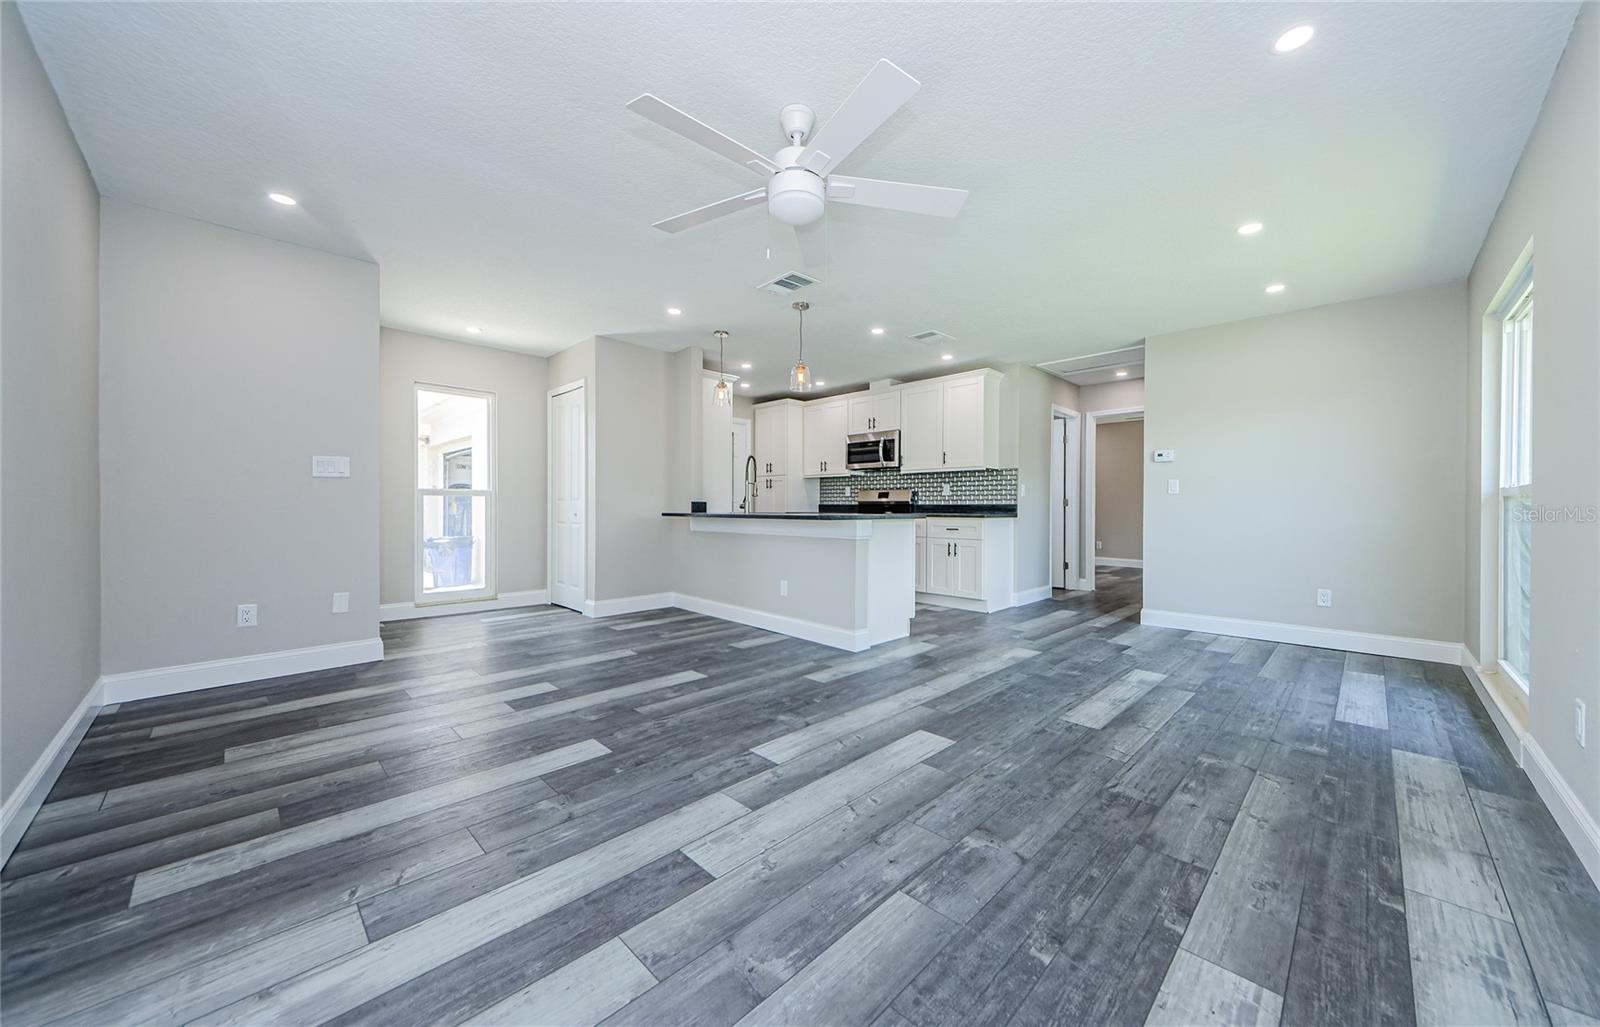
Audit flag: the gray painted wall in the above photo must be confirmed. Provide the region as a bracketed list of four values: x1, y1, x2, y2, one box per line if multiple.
[1467, 5, 1599, 820]
[1144, 281, 1467, 644]
[99, 200, 380, 673]
[0, 4, 101, 800]
[594, 336, 671, 601]
[1095, 419, 1144, 560]
[1080, 378, 1146, 413]
[378, 328, 549, 606]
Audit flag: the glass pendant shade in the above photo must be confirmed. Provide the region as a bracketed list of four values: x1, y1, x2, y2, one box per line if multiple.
[788, 301, 813, 393]
[712, 378, 732, 406]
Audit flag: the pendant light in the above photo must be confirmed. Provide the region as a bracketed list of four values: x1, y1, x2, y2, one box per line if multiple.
[788, 301, 814, 393]
[711, 330, 732, 407]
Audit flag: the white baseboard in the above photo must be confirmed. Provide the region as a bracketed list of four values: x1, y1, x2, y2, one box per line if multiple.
[1, 677, 103, 864]
[1076, 576, 1095, 591]
[671, 593, 870, 652]
[1011, 585, 1053, 607]
[1096, 557, 1144, 568]
[1460, 652, 1600, 889]
[917, 591, 1010, 614]
[98, 638, 385, 705]
[1139, 608, 1463, 665]
[1523, 738, 1600, 889]
[584, 592, 676, 619]
[380, 590, 548, 622]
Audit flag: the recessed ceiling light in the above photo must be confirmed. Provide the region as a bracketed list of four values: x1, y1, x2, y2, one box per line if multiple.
[666, 307, 682, 316]
[941, 354, 954, 362]
[465, 326, 482, 334]
[1265, 282, 1287, 294]
[267, 192, 298, 206]
[1237, 221, 1264, 236]
[816, 380, 827, 387]
[739, 382, 750, 389]
[1272, 24, 1315, 54]
[740, 362, 752, 370]
[1116, 370, 1129, 377]
[870, 327, 885, 336]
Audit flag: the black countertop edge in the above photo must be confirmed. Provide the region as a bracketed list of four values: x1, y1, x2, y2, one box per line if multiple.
[662, 511, 922, 520]
[662, 504, 1019, 521]
[819, 503, 1019, 517]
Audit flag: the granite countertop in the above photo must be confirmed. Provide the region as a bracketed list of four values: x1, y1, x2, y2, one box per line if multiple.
[662, 504, 1018, 521]
[662, 511, 922, 521]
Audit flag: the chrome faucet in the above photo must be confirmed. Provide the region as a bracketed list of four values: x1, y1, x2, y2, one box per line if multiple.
[741, 454, 758, 513]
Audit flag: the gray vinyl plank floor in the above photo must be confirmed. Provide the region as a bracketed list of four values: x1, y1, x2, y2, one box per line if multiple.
[4, 569, 1597, 1027]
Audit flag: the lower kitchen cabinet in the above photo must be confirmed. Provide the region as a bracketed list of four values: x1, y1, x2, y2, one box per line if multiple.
[914, 516, 1017, 613]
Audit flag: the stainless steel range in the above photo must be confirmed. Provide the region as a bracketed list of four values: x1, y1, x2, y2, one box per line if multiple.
[854, 488, 917, 513]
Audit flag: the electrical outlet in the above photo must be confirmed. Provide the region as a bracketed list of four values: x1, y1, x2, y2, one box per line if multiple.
[1095, 540, 1104, 551]
[1019, 483, 1027, 498]
[237, 603, 258, 628]
[779, 579, 788, 598]
[1578, 699, 1588, 748]
[1316, 589, 1333, 608]
[942, 483, 952, 497]
[332, 592, 350, 614]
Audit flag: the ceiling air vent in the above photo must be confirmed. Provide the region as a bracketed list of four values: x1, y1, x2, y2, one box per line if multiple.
[909, 329, 955, 344]
[758, 270, 819, 295]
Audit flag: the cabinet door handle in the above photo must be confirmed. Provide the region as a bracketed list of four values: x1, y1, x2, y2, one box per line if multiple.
[942, 451, 947, 465]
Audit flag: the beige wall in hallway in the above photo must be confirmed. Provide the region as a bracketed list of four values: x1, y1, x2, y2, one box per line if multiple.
[378, 328, 549, 606]
[99, 200, 380, 673]
[0, 4, 102, 803]
[1095, 419, 1144, 561]
[1466, 5, 1599, 821]
[1143, 281, 1467, 644]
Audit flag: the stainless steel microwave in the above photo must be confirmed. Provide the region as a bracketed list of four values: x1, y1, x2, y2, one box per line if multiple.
[845, 430, 900, 470]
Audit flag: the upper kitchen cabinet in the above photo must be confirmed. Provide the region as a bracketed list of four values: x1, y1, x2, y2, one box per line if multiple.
[802, 397, 849, 476]
[899, 369, 1003, 472]
[846, 390, 901, 434]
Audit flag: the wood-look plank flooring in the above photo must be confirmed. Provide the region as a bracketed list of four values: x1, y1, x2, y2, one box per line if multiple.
[4, 568, 1598, 1026]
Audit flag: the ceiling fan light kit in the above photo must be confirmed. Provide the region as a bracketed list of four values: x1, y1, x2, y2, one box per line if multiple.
[627, 58, 969, 265]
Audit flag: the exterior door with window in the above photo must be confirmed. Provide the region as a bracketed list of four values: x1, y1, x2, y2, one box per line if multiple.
[415, 385, 495, 604]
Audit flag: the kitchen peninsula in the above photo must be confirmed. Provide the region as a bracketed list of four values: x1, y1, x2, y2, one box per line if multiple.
[663, 510, 919, 652]
[663, 497, 1020, 651]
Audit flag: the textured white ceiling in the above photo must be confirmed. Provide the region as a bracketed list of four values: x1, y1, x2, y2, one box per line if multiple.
[21, 2, 1578, 397]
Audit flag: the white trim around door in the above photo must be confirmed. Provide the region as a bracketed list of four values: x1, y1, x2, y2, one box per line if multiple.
[1081, 404, 1145, 592]
[547, 379, 588, 612]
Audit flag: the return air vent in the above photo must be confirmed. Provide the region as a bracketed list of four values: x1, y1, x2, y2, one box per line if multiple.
[909, 329, 955, 344]
[758, 270, 820, 295]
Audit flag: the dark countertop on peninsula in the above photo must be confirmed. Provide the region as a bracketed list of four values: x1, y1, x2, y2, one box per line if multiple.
[662, 504, 1017, 521]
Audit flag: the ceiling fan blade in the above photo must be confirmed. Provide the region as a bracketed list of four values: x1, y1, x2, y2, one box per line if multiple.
[796, 59, 920, 177]
[795, 219, 828, 267]
[626, 94, 778, 176]
[826, 176, 968, 218]
[652, 189, 767, 233]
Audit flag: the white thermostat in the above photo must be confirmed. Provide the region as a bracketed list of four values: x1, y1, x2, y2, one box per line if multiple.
[1152, 449, 1176, 463]
[312, 455, 351, 478]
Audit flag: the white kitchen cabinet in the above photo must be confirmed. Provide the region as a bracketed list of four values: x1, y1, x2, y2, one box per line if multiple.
[916, 516, 1016, 612]
[752, 399, 817, 511]
[895, 370, 1003, 473]
[755, 476, 788, 513]
[847, 391, 901, 434]
[898, 381, 944, 471]
[802, 397, 849, 477]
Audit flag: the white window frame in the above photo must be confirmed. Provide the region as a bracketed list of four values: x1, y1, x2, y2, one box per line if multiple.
[414, 382, 498, 606]
[1495, 276, 1533, 691]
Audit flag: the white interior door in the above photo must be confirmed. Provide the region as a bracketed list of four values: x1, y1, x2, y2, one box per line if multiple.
[549, 384, 586, 611]
[1051, 418, 1066, 589]
[732, 418, 752, 512]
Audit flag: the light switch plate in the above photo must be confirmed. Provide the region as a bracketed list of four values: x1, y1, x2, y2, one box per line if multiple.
[312, 455, 351, 478]
[332, 592, 350, 614]
[1166, 479, 1180, 494]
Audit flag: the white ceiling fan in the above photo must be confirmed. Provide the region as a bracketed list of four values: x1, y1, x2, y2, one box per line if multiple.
[626, 59, 969, 266]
